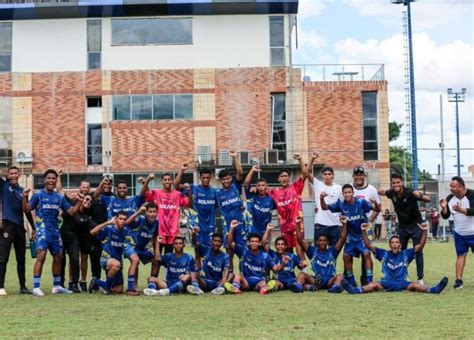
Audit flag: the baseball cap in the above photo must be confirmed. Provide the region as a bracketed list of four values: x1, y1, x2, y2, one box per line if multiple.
[353, 166, 365, 175]
[320, 166, 334, 174]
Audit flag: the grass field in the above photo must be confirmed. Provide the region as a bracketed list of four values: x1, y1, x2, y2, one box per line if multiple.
[0, 241, 473, 339]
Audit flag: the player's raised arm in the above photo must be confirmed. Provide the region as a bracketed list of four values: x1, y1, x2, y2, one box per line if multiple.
[413, 190, 431, 203]
[226, 220, 239, 250]
[174, 162, 190, 188]
[293, 153, 308, 180]
[90, 217, 115, 236]
[319, 191, 329, 211]
[230, 150, 243, 182]
[243, 165, 260, 189]
[139, 173, 155, 197]
[295, 217, 309, 252]
[334, 215, 348, 252]
[414, 223, 429, 253]
[125, 205, 146, 226]
[190, 227, 200, 247]
[261, 224, 274, 253]
[22, 188, 32, 214]
[361, 223, 376, 253]
[183, 183, 193, 207]
[66, 192, 84, 216]
[93, 177, 109, 200]
[307, 151, 319, 184]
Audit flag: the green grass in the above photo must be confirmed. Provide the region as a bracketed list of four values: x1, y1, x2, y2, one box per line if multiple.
[1, 242, 473, 339]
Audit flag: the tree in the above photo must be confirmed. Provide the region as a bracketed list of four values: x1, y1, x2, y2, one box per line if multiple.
[389, 121, 403, 142]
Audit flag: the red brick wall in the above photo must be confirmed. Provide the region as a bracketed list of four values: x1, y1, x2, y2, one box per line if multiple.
[305, 81, 387, 168]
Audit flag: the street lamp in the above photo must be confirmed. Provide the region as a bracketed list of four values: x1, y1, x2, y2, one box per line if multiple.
[447, 88, 467, 176]
[391, 0, 419, 189]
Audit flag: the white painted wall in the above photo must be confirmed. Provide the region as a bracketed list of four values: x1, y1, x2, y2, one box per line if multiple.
[12, 19, 87, 72]
[10, 15, 289, 72]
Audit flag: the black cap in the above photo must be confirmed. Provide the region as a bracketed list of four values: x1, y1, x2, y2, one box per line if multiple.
[320, 166, 334, 174]
[353, 166, 365, 175]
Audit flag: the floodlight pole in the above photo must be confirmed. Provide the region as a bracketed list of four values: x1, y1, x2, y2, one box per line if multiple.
[447, 88, 467, 176]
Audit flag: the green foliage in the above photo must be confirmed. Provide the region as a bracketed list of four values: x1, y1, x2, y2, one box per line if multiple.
[389, 121, 403, 142]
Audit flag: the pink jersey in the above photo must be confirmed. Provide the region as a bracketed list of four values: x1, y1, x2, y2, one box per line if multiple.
[145, 189, 189, 241]
[268, 177, 305, 233]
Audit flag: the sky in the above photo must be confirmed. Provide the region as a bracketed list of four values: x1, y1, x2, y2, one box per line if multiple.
[293, 0, 473, 179]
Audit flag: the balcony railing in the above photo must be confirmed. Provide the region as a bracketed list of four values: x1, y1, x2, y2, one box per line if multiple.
[293, 63, 385, 82]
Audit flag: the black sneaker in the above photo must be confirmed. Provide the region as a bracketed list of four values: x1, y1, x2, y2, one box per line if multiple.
[313, 274, 322, 287]
[70, 283, 81, 294]
[453, 279, 463, 289]
[88, 277, 97, 294]
[80, 281, 87, 292]
[19, 286, 32, 294]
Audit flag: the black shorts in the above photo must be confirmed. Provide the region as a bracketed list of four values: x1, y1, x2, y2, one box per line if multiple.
[78, 227, 92, 254]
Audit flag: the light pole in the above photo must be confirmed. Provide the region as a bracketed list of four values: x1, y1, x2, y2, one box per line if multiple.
[392, 0, 419, 188]
[447, 88, 466, 176]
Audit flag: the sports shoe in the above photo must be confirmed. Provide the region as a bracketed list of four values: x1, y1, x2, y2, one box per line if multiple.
[211, 286, 225, 295]
[52, 286, 73, 294]
[102, 289, 113, 295]
[33, 288, 45, 297]
[417, 279, 424, 285]
[259, 280, 277, 295]
[453, 279, 463, 289]
[69, 283, 81, 294]
[224, 282, 241, 294]
[158, 288, 170, 296]
[187, 285, 204, 295]
[20, 287, 32, 295]
[127, 288, 140, 296]
[0, 288, 7, 296]
[143, 288, 159, 296]
[80, 281, 87, 292]
[327, 285, 344, 294]
[313, 274, 322, 287]
[341, 279, 360, 294]
[88, 277, 97, 294]
[434, 277, 449, 294]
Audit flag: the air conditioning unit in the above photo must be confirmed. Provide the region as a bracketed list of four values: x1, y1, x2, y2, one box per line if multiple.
[197, 145, 212, 164]
[218, 150, 232, 166]
[239, 151, 250, 165]
[250, 157, 260, 166]
[264, 149, 278, 165]
[16, 151, 33, 163]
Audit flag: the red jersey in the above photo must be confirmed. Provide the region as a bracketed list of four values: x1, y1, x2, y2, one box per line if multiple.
[145, 189, 189, 242]
[268, 177, 305, 233]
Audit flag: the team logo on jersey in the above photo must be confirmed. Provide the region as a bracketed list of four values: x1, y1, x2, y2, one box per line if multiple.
[3, 232, 8, 238]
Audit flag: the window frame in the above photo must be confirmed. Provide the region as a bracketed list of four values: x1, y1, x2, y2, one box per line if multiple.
[362, 91, 379, 161]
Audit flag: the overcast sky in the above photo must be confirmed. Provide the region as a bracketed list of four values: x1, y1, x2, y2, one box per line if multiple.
[294, 0, 473, 178]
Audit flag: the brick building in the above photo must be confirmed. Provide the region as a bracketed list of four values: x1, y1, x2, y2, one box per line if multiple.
[0, 1, 389, 231]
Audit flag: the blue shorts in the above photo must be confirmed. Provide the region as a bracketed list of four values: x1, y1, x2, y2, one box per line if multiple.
[196, 230, 213, 247]
[319, 276, 335, 289]
[245, 276, 265, 290]
[124, 247, 155, 264]
[454, 232, 474, 256]
[35, 233, 62, 255]
[279, 279, 297, 289]
[100, 256, 122, 271]
[379, 279, 411, 292]
[344, 240, 370, 258]
[202, 278, 220, 292]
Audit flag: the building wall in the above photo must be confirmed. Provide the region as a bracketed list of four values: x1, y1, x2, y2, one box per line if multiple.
[10, 15, 288, 73]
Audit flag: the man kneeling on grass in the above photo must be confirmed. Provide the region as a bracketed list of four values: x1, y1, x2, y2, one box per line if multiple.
[144, 236, 196, 296]
[225, 220, 287, 295]
[342, 222, 448, 294]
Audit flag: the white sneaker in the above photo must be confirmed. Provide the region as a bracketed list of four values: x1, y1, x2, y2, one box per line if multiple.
[52, 286, 73, 294]
[187, 285, 204, 295]
[33, 288, 45, 297]
[158, 288, 170, 296]
[417, 279, 424, 285]
[0, 288, 7, 296]
[210, 287, 225, 295]
[143, 288, 159, 296]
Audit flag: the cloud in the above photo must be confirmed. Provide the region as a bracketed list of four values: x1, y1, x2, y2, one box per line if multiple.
[298, 0, 327, 19]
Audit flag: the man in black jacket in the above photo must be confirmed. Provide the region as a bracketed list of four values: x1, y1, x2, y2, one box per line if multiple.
[440, 176, 474, 289]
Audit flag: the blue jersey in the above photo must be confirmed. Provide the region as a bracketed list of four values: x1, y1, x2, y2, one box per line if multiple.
[98, 225, 127, 261]
[195, 244, 230, 281]
[0, 178, 24, 226]
[190, 184, 217, 233]
[234, 244, 275, 279]
[160, 253, 196, 283]
[126, 215, 158, 250]
[306, 246, 340, 279]
[28, 190, 71, 237]
[268, 250, 300, 283]
[107, 195, 143, 220]
[246, 191, 275, 237]
[327, 198, 373, 242]
[375, 248, 415, 282]
[217, 180, 244, 229]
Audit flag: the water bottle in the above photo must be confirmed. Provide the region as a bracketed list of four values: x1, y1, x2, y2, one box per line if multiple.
[29, 239, 36, 259]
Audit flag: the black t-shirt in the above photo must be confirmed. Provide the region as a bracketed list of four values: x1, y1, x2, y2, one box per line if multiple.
[61, 198, 96, 239]
[385, 187, 422, 228]
[89, 191, 114, 224]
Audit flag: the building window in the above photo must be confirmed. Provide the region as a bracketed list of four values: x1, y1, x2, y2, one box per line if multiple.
[362, 91, 378, 160]
[113, 94, 193, 121]
[111, 18, 192, 46]
[87, 20, 101, 70]
[269, 16, 285, 66]
[271, 93, 286, 161]
[87, 124, 102, 165]
[0, 22, 12, 72]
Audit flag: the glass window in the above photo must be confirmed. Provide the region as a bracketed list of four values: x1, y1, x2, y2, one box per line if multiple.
[87, 20, 101, 70]
[362, 92, 377, 119]
[112, 18, 192, 46]
[131, 95, 152, 120]
[269, 17, 285, 66]
[0, 55, 11, 72]
[87, 124, 102, 165]
[362, 92, 378, 160]
[0, 22, 12, 72]
[88, 52, 101, 70]
[154, 95, 174, 120]
[174, 94, 193, 119]
[271, 93, 286, 161]
[113, 96, 131, 120]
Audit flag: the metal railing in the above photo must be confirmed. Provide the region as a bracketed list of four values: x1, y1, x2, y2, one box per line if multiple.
[293, 63, 385, 82]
